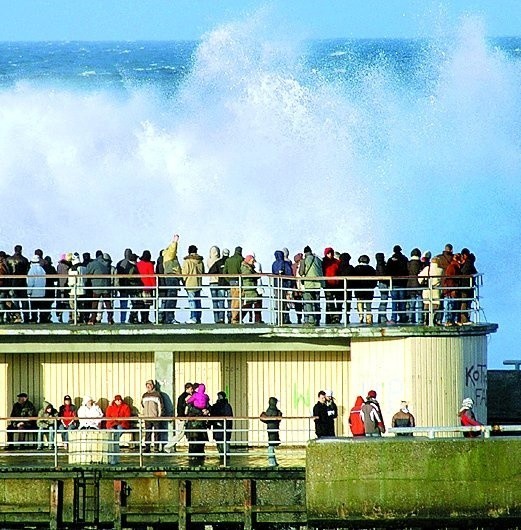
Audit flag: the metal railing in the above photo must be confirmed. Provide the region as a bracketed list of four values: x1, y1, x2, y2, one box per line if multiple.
[0, 415, 316, 468]
[388, 425, 514, 438]
[0, 272, 484, 327]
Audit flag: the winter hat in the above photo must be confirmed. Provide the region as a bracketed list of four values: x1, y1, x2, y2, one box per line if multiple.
[411, 248, 421, 257]
[358, 255, 370, 264]
[303, 245, 312, 254]
[244, 255, 255, 264]
[72, 254, 81, 266]
[17, 392, 28, 398]
[188, 245, 198, 254]
[423, 251, 432, 259]
[367, 390, 377, 399]
[393, 245, 402, 253]
[217, 391, 227, 400]
[324, 389, 333, 397]
[114, 394, 123, 401]
[234, 246, 243, 254]
[460, 397, 474, 410]
[324, 247, 334, 256]
[222, 248, 230, 257]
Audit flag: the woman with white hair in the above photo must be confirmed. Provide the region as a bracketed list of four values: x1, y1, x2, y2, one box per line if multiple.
[458, 397, 482, 438]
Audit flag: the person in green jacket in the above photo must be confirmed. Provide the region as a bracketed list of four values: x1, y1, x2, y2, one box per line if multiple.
[241, 255, 262, 323]
[298, 246, 324, 325]
[223, 246, 243, 324]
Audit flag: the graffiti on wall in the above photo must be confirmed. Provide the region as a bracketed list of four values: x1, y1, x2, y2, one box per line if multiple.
[465, 363, 487, 405]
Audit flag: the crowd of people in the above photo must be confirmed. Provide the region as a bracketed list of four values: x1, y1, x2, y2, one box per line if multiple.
[0, 240, 479, 327]
[6, 383, 482, 467]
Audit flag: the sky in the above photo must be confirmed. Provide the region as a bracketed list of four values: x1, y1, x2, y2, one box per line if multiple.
[1, 0, 520, 41]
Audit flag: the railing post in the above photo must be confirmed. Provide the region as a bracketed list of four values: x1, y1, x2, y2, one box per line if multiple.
[138, 420, 143, 467]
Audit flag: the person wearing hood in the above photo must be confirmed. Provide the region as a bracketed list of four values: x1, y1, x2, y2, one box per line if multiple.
[86, 252, 114, 325]
[77, 396, 103, 429]
[459, 397, 482, 438]
[58, 394, 78, 445]
[6, 245, 30, 324]
[291, 253, 304, 324]
[162, 234, 183, 325]
[337, 252, 355, 325]
[272, 250, 293, 325]
[223, 246, 244, 324]
[208, 245, 228, 324]
[136, 250, 156, 324]
[182, 245, 205, 324]
[40, 255, 57, 324]
[106, 395, 132, 464]
[116, 248, 134, 324]
[210, 391, 234, 464]
[418, 256, 444, 326]
[27, 255, 46, 323]
[260, 397, 282, 466]
[360, 390, 386, 437]
[349, 396, 366, 437]
[37, 400, 58, 449]
[391, 401, 416, 436]
[322, 247, 341, 324]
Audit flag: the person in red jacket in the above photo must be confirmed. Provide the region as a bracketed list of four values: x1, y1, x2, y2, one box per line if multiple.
[136, 250, 156, 324]
[459, 397, 482, 438]
[349, 396, 365, 437]
[105, 395, 132, 464]
[322, 247, 341, 324]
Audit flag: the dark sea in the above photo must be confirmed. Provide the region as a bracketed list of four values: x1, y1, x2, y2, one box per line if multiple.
[0, 31, 520, 369]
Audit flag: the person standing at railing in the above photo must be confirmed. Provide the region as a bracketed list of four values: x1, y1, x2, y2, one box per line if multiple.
[68, 254, 87, 324]
[313, 390, 332, 438]
[208, 245, 228, 324]
[163, 235, 182, 325]
[185, 383, 210, 466]
[223, 246, 244, 324]
[337, 252, 355, 325]
[27, 255, 46, 324]
[322, 247, 342, 325]
[41, 255, 58, 324]
[182, 245, 205, 324]
[443, 254, 462, 327]
[375, 253, 390, 325]
[136, 250, 156, 324]
[210, 391, 234, 465]
[86, 253, 114, 325]
[418, 256, 443, 326]
[260, 397, 282, 467]
[142, 379, 164, 453]
[299, 246, 324, 326]
[56, 253, 72, 323]
[406, 249, 423, 325]
[116, 249, 134, 324]
[291, 253, 304, 325]
[459, 249, 477, 325]
[0, 251, 8, 324]
[165, 381, 193, 452]
[6, 245, 30, 324]
[353, 255, 377, 325]
[6, 392, 37, 449]
[459, 397, 482, 438]
[37, 400, 58, 450]
[391, 401, 416, 436]
[386, 245, 409, 324]
[361, 390, 386, 437]
[272, 250, 293, 325]
[241, 255, 262, 323]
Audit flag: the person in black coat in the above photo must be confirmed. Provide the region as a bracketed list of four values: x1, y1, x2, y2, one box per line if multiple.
[386, 245, 409, 323]
[210, 391, 234, 464]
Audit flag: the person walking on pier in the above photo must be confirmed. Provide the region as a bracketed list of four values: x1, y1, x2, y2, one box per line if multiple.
[361, 390, 386, 437]
[391, 401, 416, 436]
[260, 397, 282, 466]
[459, 397, 482, 438]
[210, 391, 234, 465]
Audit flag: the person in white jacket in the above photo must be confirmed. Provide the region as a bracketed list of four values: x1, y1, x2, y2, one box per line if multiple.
[77, 396, 103, 429]
[27, 255, 46, 323]
[418, 256, 444, 326]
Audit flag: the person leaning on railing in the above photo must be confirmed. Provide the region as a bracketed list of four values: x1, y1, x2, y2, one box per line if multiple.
[6, 392, 37, 449]
[459, 248, 477, 325]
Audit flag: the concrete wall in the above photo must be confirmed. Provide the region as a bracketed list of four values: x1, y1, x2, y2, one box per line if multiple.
[307, 437, 521, 524]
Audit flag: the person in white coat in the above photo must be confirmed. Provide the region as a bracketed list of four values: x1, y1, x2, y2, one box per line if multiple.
[418, 256, 444, 325]
[77, 396, 103, 429]
[27, 255, 46, 323]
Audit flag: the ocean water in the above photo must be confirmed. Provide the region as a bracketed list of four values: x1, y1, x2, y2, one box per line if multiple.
[0, 18, 520, 367]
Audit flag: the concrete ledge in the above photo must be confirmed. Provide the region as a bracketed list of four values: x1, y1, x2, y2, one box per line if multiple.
[306, 437, 521, 524]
